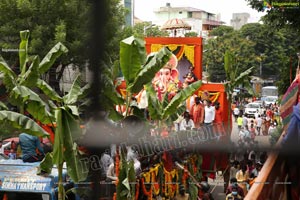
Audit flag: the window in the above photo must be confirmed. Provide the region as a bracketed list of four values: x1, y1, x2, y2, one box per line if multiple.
[187, 12, 192, 18]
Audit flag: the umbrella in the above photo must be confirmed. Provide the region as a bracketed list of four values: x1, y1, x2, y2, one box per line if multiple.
[161, 18, 191, 36]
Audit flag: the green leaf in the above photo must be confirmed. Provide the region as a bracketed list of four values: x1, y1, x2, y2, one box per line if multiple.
[0, 101, 8, 110]
[66, 105, 79, 116]
[145, 83, 162, 120]
[0, 111, 49, 137]
[19, 30, 30, 75]
[60, 108, 87, 182]
[3, 74, 15, 91]
[0, 57, 16, 89]
[39, 42, 68, 74]
[77, 83, 90, 100]
[107, 108, 124, 121]
[18, 55, 40, 87]
[9, 86, 53, 124]
[162, 80, 202, 119]
[37, 79, 63, 102]
[53, 109, 64, 165]
[37, 152, 53, 174]
[120, 36, 146, 85]
[235, 66, 254, 85]
[130, 47, 172, 93]
[63, 74, 83, 105]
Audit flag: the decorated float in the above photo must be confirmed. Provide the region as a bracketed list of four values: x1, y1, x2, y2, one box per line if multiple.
[111, 36, 232, 200]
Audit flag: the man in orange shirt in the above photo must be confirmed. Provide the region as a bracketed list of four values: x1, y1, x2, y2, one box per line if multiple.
[190, 96, 204, 128]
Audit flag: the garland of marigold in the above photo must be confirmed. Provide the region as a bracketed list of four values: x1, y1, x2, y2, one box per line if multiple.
[151, 170, 160, 196]
[141, 177, 152, 200]
[135, 180, 140, 200]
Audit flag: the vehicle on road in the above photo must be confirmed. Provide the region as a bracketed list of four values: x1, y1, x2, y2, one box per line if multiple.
[0, 157, 84, 200]
[261, 86, 278, 107]
[263, 96, 278, 107]
[244, 102, 263, 118]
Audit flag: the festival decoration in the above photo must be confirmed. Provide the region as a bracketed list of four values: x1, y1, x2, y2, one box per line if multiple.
[137, 154, 202, 199]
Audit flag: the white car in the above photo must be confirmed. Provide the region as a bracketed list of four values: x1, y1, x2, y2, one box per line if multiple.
[244, 102, 263, 118]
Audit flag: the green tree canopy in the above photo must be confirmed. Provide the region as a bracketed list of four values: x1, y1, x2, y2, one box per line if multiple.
[246, 0, 300, 33]
[0, 0, 126, 93]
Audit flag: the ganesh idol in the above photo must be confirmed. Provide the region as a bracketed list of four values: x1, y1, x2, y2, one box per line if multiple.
[152, 54, 180, 101]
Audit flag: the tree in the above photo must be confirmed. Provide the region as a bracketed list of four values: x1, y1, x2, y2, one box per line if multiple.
[246, 0, 300, 32]
[203, 31, 256, 82]
[129, 22, 169, 38]
[185, 31, 198, 37]
[0, 0, 126, 93]
[239, 23, 287, 78]
[209, 25, 234, 37]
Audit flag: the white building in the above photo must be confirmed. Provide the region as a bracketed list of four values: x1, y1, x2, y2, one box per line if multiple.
[153, 3, 224, 38]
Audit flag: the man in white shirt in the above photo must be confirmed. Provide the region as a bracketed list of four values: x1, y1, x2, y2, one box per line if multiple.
[203, 100, 215, 139]
[254, 109, 259, 119]
[255, 115, 263, 135]
[180, 111, 195, 131]
[0, 141, 11, 155]
[204, 100, 215, 124]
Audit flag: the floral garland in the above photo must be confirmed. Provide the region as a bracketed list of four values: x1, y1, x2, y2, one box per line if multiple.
[141, 177, 152, 200]
[198, 91, 220, 102]
[152, 170, 160, 196]
[135, 180, 140, 200]
[138, 155, 202, 199]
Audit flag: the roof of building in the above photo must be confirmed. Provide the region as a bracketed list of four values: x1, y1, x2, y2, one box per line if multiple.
[155, 6, 214, 15]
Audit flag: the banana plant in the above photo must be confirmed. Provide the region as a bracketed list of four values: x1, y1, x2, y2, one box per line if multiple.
[0, 30, 67, 123]
[119, 36, 173, 117]
[38, 75, 89, 200]
[0, 30, 87, 200]
[146, 80, 202, 126]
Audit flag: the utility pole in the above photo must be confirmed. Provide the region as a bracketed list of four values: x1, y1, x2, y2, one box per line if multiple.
[260, 53, 264, 77]
[143, 24, 155, 36]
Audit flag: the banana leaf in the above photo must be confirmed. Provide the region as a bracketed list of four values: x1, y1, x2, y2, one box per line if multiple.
[145, 83, 162, 120]
[129, 47, 172, 93]
[162, 80, 202, 119]
[0, 111, 48, 137]
[18, 56, 40, 87]
[37, 79, 63, 102]
[63, 75, 82, 105]
[39, 42, 68, 74]
[60, 108, 87, 182]
[234, 66, 254, 85]
[77, 84, 90, 100]
[53, 109, 64, 165]
[9, 85, 54, 124]
[120, 36, 146, 85]
[65, 105, 79, 117]
[37, 152, 53, 174]
[0, 58, 16, 89]
[0, 101, 8, 110]
[19, 30, 30, 75]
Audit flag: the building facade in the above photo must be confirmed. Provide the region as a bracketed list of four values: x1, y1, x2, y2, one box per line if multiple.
[230, 13, 250, 30]
[153, 3, 224, 38]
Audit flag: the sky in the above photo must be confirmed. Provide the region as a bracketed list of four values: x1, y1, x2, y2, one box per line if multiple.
[134, 0, 266, 25]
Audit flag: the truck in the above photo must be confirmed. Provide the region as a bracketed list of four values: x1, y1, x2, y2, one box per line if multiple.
[0, 157, 76, 200]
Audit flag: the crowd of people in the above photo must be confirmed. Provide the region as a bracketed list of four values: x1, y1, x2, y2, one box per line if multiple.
[233, 100, 280, 145]
[225, 149, 268, 200]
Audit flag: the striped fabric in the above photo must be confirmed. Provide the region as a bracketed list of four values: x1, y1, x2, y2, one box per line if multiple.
[280, 77, 300, 129]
